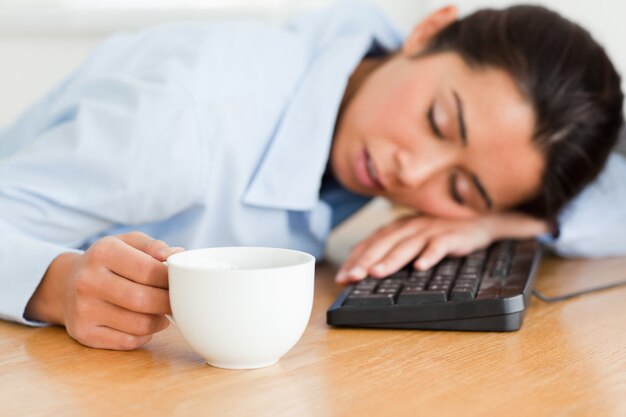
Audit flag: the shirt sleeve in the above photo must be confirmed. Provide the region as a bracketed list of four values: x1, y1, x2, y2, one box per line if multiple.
[0, 54, 204, 325]
[0, 232, 81, 326]
[539, 152, 626, 257]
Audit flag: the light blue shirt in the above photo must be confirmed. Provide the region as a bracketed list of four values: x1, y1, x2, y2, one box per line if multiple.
[540, 152, 626, 258]
[0, 0, 624, 326]
[0, 0, 399, 325]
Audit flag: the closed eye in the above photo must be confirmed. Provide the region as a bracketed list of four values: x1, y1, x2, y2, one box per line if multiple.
[449, 172, 464, 205]
[427, 102, 443, 139]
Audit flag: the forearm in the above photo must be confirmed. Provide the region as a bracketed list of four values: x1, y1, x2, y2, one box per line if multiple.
[337, 211, 550, 282]
[483, 212, 550, 241]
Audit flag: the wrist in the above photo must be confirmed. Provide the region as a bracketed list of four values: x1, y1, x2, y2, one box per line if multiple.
[482, 212, 550, 241]
[24, 252, 81, 325]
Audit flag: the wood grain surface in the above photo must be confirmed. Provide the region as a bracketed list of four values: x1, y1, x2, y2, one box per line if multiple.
[1, 255, 625, 417]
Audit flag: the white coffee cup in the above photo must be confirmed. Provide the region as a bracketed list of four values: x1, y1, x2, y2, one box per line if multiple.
[166, 247, 315, 369]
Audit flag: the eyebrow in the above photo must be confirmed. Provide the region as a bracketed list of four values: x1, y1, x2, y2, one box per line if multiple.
[452, 90, 467, 145]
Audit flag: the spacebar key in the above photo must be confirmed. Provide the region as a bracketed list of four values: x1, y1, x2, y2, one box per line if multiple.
[397, 290, 447, 305]
[343, 293, 396, 307]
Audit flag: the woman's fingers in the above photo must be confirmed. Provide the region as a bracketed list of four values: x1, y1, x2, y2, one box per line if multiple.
[70, 325, 154, 351]
[413, 235, 452, 271]
[337, 218, 428, 283]
[66, 298, 168, 350]
[98, 236, 170, 289]
[117, 231, 185, 261]
[334, 212, 540, 287]
[63, 233, 180, 350]
[92, 269, 172, 315]
[414, 231, 488, 271]
[97, 301, 170, 337]
[336, 217, 495, 284]
[367, 234, 429, 277]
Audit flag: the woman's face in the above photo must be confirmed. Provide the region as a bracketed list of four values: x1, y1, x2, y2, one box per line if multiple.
[330, 51, 545, 219]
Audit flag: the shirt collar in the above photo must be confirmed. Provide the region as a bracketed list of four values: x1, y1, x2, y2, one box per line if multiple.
[243, 0, 403, 211]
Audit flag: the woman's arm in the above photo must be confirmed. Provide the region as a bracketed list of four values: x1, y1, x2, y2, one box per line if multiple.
[336, 152, 626, 284]
[0, 49, 202, 342]
[25, 232, 181, 350]
[336, 211, 548, 283]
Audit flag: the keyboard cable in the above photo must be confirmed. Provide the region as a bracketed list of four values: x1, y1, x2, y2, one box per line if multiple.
[532, 278, 626, 303]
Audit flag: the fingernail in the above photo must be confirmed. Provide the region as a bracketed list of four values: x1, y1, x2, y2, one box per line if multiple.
[335, 270, 348, 283]
[371, 263, 386, 276]
[348, 266, 367, 280]
[417, 259, 430, 270]
[160, 247, 185, 258]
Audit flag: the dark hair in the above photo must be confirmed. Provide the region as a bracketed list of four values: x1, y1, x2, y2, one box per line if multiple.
[421, 5, 624, 220]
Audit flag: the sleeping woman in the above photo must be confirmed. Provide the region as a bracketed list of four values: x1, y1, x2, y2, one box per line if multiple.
[0, 1, 623, 350]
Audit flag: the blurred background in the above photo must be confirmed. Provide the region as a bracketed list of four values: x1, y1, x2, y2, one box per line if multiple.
[0, 0, 623, 263]
[0, 0, 624, 127]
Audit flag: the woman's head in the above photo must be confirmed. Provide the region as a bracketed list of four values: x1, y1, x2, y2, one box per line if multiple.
[330, 4, 624, 220]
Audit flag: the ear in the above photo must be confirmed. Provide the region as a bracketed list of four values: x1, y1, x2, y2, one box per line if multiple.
[402, 5, 458, 57]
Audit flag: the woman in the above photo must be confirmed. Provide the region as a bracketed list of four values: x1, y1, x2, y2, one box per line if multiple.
[333, 3, 626, 281]
[0, 1, 623, 350]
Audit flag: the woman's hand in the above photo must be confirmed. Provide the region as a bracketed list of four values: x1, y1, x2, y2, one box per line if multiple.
[25, 232, 184, 350]
[335, 212, 549, 284]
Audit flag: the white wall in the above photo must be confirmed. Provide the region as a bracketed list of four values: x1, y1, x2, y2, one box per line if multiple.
[1, 0, 625, 127]
[0, 0, 419, 127]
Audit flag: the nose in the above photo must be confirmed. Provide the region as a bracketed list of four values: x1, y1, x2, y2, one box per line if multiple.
[394, 143, 457, 189]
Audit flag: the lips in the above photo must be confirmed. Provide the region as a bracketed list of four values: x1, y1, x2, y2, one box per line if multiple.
[355, 148, 384, 191]
[366, 154, 382, 187]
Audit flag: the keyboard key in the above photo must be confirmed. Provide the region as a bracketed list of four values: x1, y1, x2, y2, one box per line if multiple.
[460, 266, 481, 275]
[406, 277, 430, 288]
[502, 285, 526, 297]
[455, 277, 478, 285]
[462, 271, 480, 280]
[500, 273, 528, 297]
[409, 270, 433, 279]
[377, 287, 401, 295]
[350, 289, 374, 295]
[403, 284, 426, 292]
[475, 287, 501, 300]
[397, 290, 447, 304]
[355, 279, 378, 291]
[379, 280, 402, 288]
[450, 288, 475, 302]
[436, 258, 461, 276]
[490, 262, 510, 278]
[430, 273, 451, 282]
[344, 293, 396, 307]
[488, 243, 514, 278]
[388, 271, 409, 280]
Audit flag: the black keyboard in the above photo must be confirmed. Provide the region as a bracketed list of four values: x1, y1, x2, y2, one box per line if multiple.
[326, 240, 542, 332]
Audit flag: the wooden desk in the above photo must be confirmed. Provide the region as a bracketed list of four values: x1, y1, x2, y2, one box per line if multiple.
[1, 256, 625, 417]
